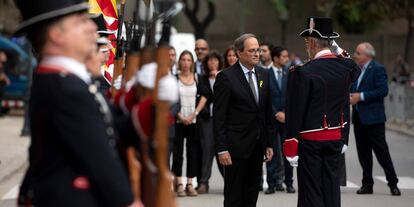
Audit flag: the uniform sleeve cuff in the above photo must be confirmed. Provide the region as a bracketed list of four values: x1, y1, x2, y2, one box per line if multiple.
[360, 92, 365, 101]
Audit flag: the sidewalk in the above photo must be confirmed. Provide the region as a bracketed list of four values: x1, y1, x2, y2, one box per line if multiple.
[0, 115, 29, 186]
[386, 118, 414, 137]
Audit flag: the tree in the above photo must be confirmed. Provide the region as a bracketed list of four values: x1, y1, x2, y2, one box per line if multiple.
[377, 0, 414, 62]
[268, 0, 289, 45]
[316, 0, 384, 34]
[317, 0, 414, 62]
[182, 0, 216, 39]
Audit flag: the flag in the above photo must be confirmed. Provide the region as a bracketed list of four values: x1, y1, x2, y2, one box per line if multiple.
[89, 0, 118, 77]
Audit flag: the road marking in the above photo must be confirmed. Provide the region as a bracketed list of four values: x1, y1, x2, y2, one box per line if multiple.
[1, 185, 19, 200]
[342, 181, 359, 188]
[375, 176, 414, 189]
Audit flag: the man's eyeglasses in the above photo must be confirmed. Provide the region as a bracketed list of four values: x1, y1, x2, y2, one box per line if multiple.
[195, 47, 208, 51]
[246, 48, 262, 54]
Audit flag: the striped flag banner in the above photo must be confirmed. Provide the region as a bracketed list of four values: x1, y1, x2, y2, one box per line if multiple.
[89, 0, 118, 77]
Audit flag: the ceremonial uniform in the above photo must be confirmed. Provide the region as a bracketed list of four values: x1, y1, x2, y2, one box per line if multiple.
[284, 18, 360, 207]
[21, 57, 133, 207]
[286, 51, 359, 207]
[14, 1, 134, 206]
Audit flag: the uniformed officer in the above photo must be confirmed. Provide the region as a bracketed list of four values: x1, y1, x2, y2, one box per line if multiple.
[91, 13, 116, 92]
[283, 17, 360, 207]
[14, 0, 140, 206]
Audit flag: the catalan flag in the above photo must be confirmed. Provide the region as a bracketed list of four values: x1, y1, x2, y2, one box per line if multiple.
[89, 0, 118, 76]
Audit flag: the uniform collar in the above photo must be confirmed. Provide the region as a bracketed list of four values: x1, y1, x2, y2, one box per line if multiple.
[41, 56, 91, 84]
[314, 49, 333, 59]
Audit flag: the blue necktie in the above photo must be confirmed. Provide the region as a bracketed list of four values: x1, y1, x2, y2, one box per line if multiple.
[277, 70, 282, 89]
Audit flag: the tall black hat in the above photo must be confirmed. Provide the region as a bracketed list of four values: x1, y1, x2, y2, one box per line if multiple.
[299, 17, 339, 39]
[91, 14, 115, 37]
[14, 0, 89, 35]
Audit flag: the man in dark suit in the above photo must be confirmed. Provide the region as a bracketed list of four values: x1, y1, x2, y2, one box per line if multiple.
[214, 33, 274, 207]
[265, 46, 295, 194]
[15, 0, 138, 206]
[284, 17, 360, 207]
[351, 42, 401, 196]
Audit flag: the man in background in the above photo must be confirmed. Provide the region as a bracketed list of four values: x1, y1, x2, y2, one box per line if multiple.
[266, 46, 295, 194]
[351, 42, 401, 196]
[259, 42, 273, 69]
[194, 39, 209, 75]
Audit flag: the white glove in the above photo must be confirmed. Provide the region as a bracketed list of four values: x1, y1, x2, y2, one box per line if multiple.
[158, 75, 179, 103]
[341, 144, 348, 154]
[113, 75, 123, 90]
[125, 76, 136, 91]
[330, 40, 344, 56]
[286, 156, 299, 167]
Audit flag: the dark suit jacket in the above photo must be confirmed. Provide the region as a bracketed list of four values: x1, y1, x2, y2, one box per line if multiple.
[269, 67, 288, 127]
[24, 65, 133, 207]
[351, 60, 388, 125]
[198, 74, 214, 120]
[213, 62, 274, 159]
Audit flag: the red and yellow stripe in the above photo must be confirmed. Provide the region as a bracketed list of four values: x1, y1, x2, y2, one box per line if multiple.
[89, 0, 118, 69]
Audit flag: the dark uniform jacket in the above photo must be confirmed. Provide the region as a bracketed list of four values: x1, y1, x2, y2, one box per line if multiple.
[285, 54, 360, 145]
[214, 62, 275, 159]
[22, 64, 133, 207]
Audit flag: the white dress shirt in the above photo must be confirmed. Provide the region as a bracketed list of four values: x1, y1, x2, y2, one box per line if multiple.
[271, 65, 283, 83]
[356, 60, 371, 101]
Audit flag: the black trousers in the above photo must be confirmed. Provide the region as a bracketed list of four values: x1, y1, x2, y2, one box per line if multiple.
[297, 140, 342, 207]
[171, 123, 200, 178]
[224, 142, 263, 207]
[198, 117, 215, 184]
[353, 112, 399, 187]
[266, 124, 294, 187]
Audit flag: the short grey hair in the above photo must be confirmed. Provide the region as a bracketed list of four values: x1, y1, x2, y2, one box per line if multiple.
[311, 37, 333, 49]
[234, 33, 256, 52]
[360, 42, 376, 57]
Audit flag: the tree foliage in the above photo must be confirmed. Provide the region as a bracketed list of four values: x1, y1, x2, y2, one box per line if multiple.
[317, 0, 386, 34]
[317, 0, 414, 61]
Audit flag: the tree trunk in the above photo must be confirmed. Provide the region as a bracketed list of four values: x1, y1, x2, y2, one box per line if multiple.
[281, 19, 287, 46]
[404, 14, 413, 62]
[183, 0, 215, 39]
[194, 27, 205, 39]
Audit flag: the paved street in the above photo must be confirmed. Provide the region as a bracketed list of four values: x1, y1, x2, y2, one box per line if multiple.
[1, 115, 414, 207]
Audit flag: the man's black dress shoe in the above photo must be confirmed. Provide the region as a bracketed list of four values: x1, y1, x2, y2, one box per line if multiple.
[264, 187, 275, 194]
[356, 185, 373, 194]
[390, 185, 401, 196]
[286, 185, 296, 193]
